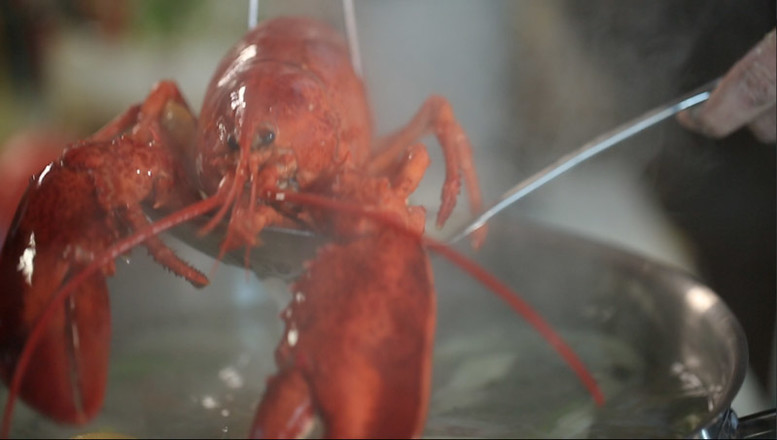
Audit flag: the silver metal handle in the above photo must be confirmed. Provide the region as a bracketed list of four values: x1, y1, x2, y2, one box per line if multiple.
[447, 78, 721, 244]
[737, 408, 777, 439]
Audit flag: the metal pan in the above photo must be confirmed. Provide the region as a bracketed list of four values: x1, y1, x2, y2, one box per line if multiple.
[425, 216, 760, 438]
[3, 212, 772, 438]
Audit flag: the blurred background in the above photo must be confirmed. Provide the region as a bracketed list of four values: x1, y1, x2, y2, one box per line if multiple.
[0, 0, 774, 436]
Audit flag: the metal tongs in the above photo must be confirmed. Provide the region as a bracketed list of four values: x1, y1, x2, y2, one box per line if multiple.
[446, 78, 719, 244]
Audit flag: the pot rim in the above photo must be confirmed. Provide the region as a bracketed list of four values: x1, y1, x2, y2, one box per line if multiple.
[501, 217, 750, 437]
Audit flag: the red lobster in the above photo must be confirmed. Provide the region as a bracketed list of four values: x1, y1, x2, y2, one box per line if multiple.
[0, 16, 603, 438]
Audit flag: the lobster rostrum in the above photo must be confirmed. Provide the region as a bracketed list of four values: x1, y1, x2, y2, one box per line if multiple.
[0, 16, 603, 438]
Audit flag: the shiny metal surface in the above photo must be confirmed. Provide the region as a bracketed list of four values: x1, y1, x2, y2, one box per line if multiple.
[438, 216, 749, 438]
[735, 408, 777, 439]
[447, 80, 719, 244]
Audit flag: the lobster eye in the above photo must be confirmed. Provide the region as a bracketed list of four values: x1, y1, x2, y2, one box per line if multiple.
[226, 134, 240, 152]
[252, 128, 276, 150]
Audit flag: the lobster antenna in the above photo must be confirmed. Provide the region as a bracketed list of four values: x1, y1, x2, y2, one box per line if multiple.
[248, 0, 259, 29]
[342, 0, 363, 77]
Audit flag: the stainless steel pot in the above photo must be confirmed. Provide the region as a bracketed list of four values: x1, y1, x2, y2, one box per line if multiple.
[3, 216, 774, 438]
[423, 216, 774, 438]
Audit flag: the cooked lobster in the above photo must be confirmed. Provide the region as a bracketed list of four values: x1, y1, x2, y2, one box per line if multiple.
[0, 16, 602, 438]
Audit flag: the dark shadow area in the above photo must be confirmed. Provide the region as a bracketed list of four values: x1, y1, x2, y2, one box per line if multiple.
[646, 0, 776, 391]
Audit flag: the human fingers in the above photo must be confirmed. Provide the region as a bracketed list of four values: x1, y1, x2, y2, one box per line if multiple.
[678, 29, 776, 142]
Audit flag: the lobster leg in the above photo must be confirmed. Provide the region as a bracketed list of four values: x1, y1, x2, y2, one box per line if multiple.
[123, 206, 208, 287]
[368, 96, 485, 243]
[86, 104, 141, 142]
[82, 81, 193, 145]
[386, 143, 431, 199]
[380, 143, 431, 231]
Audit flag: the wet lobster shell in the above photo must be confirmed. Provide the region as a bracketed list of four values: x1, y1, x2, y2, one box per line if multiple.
[0, 16, 486, 438]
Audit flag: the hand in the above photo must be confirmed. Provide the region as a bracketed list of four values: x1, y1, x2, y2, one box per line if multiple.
[678, 29, 776, 143]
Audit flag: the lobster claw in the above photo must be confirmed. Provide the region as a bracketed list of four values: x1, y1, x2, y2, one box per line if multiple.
[13, 270, 111, 424]
[0, 220, 110, 424]
[250, 369, 316, 439]
[249, 230, 435, 439]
